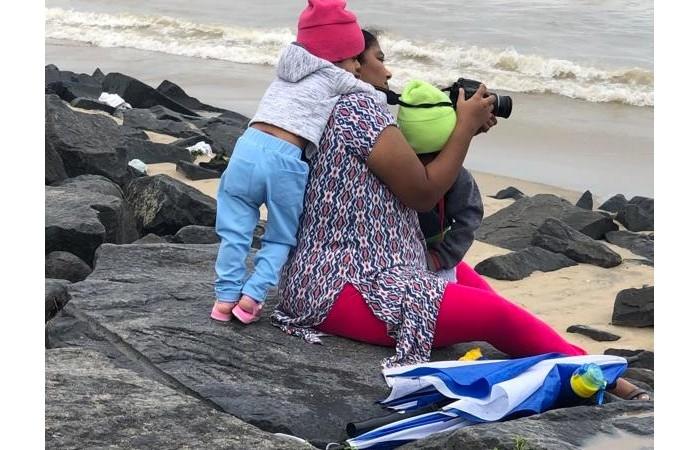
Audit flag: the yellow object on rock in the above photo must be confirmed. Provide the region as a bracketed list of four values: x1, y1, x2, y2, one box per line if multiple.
[458, 348, 483, 361]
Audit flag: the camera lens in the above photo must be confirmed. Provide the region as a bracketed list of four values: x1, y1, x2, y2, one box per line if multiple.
[494, 95, 513, 119]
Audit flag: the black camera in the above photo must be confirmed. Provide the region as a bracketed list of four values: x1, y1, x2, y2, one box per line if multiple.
[444, 78, 512, 119]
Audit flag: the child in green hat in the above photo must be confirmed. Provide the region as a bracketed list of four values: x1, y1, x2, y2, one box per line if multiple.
[397, 80, 485, 281]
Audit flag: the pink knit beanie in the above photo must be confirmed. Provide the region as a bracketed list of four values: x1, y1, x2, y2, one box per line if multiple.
[297, 0, 364, 62]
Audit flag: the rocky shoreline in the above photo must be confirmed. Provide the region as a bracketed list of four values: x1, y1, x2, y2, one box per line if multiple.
[45, 64, 654, 449]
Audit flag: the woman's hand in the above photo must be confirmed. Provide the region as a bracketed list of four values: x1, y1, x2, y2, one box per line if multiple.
[455, 86, 496, 136]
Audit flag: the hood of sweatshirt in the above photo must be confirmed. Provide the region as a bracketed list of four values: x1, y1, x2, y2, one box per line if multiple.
[277, 43, 334, 83]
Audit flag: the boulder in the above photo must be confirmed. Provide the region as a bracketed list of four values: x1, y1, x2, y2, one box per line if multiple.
[46, 79, 102, 103]
[45, 132, 68, 185]
[198, 154, 229, 175]
[45, 251, 92, 283]
[532, 218, 622, 268]
[612, 286, 654, 327]
[575, 190, 593, 210]
[101, 72, 200, 117]
[46, 279, 71, 323]
[56, 243, 477, 446]
[604, 349, 654, 370]
[46, 348, 312, 449]
[174, 225, 220, 244]
[92, 67, 105, 82]
[474, 247, 577, 281]
[123, 108, 203, 139]
[125, 175, 217, 236]
[176, 160, 221, 180]
[171, 135, 214, 149]
[45, 95, 131, 185]
[598, 194, 628, 213]
[46, 176, 138, 264]
[118, 136, 194, 164]
[476, 195, 618, 251]
[605, 230, 654, 262]
[70, 97, 116, 115]
[622, 367, 654, 390]
[156, 80, 225, 113]
[133, 233, 170, 244]
[489, 186, 525, 200]
[199, 116, 248, 156]
[403, 400, 653, 450]
[565, 325, 620, 342]
[617, 196, 654, 232]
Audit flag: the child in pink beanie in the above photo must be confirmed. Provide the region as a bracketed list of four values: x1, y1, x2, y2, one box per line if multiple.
[211, 0, 386, 324]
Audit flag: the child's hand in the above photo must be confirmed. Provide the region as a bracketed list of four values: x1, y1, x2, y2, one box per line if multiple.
[455, 85, 496, 136]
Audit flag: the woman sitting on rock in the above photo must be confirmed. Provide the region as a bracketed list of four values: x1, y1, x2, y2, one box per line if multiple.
[271, 29, 649, 401]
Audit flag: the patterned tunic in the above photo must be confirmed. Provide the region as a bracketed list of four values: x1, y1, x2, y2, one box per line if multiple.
[271, 93, 448, 368]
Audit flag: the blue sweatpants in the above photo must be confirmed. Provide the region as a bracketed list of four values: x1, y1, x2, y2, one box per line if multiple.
[214, 127, 308, 303]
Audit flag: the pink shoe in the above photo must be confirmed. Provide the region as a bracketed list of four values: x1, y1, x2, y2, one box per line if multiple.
[210, 301, 237, 322]
[232, 301, 264, 324]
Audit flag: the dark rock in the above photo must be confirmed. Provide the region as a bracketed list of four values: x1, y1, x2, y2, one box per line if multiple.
[45, 129, 67, 185]
[45, 65, 96, 87]
[489, 186, 525, 200]
[171, 135, 214, 148]
[46, 348, 312, 449]
[55, 174, 125, 198]
[149, 104, 203, 123]
[532, 218, 622, 268]
[123, 108, 203, 139]
[101, 72, 200, 117]
[125, 175, 217, 236]
[561, 209, 619, 239]
[566, 325, 620, 342]
[605, 230, 654, 262]
[91, 68, 105, 82]
[45, 95, 131, 185]
[198, 154, 229, 175]
[622, 368, 654, 390]
[476, 194, 618, 251]
[45, 279, 71, 323]
[58, 243, 478, 446]
[174, 225, 220, 244]
[612, 286, 653, 327]
[617, 196, 654, 232]
[403, 400, 653, 450]
[46, 80, 102, 103]
[599, 194, 628, 213]
[70, 97, 116, 115]
[45, 251, 92, 283]
[176, 160, 221, 180]
[118, 136, 194, 164]
[475, 247, 577, 281]
[156, 79, 226, 113]
[252, 219, 266, 249]
[46, 176, 138, 264]
[575, 190, 593, 209]
[604, 349, 654, 370]
[200, 116, 247, 156]
[133, 233, 169, 244]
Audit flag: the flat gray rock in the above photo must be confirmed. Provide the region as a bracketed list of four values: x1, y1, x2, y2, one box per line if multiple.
[174, 225, 220, 244]
[45, 251, 92, 283]
[475, 194, 618, 251]
[46, 348, 311, 449]
[60, 243, 477, 446]
[475, 247, 577, 281]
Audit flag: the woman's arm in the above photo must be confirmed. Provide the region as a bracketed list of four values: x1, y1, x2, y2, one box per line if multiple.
[367, 86, 495, 212]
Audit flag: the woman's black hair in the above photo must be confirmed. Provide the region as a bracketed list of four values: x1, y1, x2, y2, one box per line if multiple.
[359, 29, 378, 62]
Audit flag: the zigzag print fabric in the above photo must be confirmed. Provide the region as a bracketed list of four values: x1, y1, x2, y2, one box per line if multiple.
[272, 93, 447, 368]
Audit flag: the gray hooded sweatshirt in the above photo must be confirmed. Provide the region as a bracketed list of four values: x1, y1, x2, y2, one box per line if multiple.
[250, 43, 386, 159]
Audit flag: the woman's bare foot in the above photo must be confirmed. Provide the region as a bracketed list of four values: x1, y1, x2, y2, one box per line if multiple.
[609, 377, 652, 400]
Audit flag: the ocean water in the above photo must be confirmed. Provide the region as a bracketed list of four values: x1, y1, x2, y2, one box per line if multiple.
[45, 0, 653, 107]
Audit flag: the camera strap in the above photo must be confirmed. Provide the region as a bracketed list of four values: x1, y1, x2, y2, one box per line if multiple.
[375, 87, 453, 109]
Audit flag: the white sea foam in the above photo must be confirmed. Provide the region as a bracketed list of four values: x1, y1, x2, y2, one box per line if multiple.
[45, 7, 653, 107]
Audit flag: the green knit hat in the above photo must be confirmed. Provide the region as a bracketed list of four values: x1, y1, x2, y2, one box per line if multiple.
[397, 80, 457, 154]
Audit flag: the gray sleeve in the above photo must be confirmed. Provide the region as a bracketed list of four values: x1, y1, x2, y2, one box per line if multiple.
[429, 168, 484, 269]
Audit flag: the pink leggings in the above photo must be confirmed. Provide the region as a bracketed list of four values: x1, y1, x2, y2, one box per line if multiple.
[317, 262, 586, 357]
